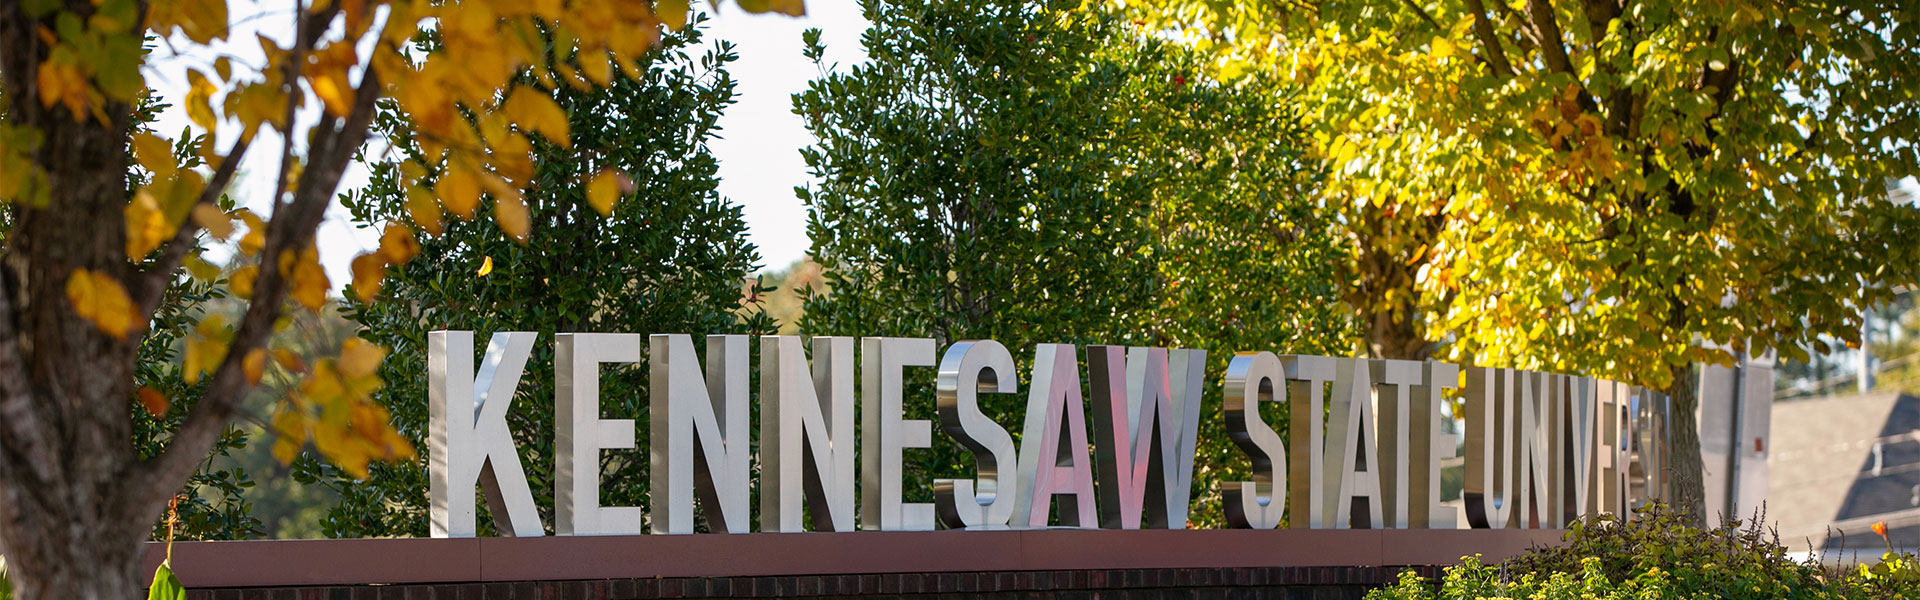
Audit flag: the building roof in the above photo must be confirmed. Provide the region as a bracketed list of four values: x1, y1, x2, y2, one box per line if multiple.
[1767, 391, 1920, 551]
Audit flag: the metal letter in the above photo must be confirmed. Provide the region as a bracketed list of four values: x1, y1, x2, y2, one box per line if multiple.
[1565, 376, 1598, 521]
[649, 334, 752, 534]
[1011, 344, 1098, 528]
[429, 331, 544, 538]
[1327, 358, 1384, 529]
[758, 335, 857, 532]
[1223, 352, 1287, 529]
[1087, 346, 1207, 529]
[859, 337, 937, 531]
[555, 333, 643, 535]
[1283, 355, 1336, 529]
[1370, 359, 1421, 529]
[934, 340, 1020, 529]
[1464, 367, 1516, 529]
[1411, 361, 1460, 529]
[1514, 371, 1565, 528]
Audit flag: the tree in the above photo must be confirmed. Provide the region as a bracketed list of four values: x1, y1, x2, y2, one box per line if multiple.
[304, 15, 766, 537]
[1128, 0, 1920, 520]
[0, 0, 799, 597]
[797, 0, 1353, 527]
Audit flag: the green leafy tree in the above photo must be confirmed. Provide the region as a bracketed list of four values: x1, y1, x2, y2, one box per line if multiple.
[1128, 0, 1920, 519]
[796, 0, 1353, 527]
[303, 16, 768, 537]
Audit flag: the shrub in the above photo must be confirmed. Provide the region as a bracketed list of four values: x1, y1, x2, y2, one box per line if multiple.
[1369, 504, 1920, 600]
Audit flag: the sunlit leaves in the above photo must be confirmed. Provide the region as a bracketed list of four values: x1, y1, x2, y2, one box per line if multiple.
[269, 338, 411, 479]
[585, 169, 629, 216]
[66, 269, 135, 339]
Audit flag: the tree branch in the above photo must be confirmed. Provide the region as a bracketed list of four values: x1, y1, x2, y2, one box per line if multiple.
[121, 64, 383, 522]
[1525, 0, 1577, 77]
[1399, 0, 1443, 31]
[1463, 0, 1515, 78]
[133, 131, 255, 313]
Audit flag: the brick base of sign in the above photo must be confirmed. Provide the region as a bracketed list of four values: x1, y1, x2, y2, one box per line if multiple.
[180, 565, 1443, 600]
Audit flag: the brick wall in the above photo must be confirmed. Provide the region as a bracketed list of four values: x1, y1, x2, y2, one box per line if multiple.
[182, 565, 1444, 600]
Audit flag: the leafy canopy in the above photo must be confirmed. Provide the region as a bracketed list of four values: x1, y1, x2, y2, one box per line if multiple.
[307, 15, 766, 537]
[797, 0, 1354, 526]
[1127, 0, 1920, 388]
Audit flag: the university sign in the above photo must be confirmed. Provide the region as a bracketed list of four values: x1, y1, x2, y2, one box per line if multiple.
[425, 331, 1672, 538]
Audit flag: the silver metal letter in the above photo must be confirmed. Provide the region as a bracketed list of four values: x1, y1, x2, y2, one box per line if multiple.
[1011, 344, 1098, 529]
[1411, 361, 1460, 529]
[1223, 352, 1287, 529]
[649, 334, 752, 534]
[428, 330, 544, 538]
[934, 340, 1020, 529]
[1283, 355, 1336, 529]
[859, 337, 938, 531]
[758, 335, 858, 532]
[1087, 346, 1207, 529]
[555, 333, 644, 535]
[1515, 371, 1565, 528]
[1370, 359, 1421, 529]
[1565, 376, 1599, 521]
[1328, 358, 1384, 529]
[1464, 367, 1516, 529]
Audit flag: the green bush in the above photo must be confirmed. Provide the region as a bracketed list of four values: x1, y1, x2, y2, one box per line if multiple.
[1369, 504, 1920, 600]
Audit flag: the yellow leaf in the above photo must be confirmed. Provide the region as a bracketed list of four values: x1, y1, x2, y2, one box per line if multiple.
[405, 185, 444, 235]
[192, 204, 234, 239]
[350, 252, 385, 302]
[36, 59, 90, 120]
[237, 209, 266, 255]
[124, 191, 169, 260]
[476, 255, 494, 277]
[338, 338, 387, 379]
[65, 269, 135, 339]
[132, 132, 176, 178]
[376, 225, 419, 264]
[186, 70, 218, 130]
[657, 0, 690, 30]
[504, 88, 570, 147]
[184, 253, 220, 282]
[273, 348, 307, 373]
[244, 349, 268, 385]
[1430, 36, 1454, 59]
[487, 179, 531, 242]
[288, 247, 331, 312]
[586, 169, 629, 216]
[231, 265, 258, 299]
[137, 386, 169, 416]
[436, 165, 481, 219]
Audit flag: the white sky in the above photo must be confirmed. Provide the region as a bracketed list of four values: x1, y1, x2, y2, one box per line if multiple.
[143, 2, 868, 291]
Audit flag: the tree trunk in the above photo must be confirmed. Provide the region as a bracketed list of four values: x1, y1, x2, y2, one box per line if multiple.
[1660, 363, 1708, 526]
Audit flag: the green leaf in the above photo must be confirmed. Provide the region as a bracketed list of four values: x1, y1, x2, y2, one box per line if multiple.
[148, 561, 184, 600]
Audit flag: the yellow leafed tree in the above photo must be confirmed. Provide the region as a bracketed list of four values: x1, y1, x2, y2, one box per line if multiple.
[0, 0, 799, 597]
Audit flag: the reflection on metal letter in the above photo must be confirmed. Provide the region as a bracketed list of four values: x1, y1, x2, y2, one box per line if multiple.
[649, 334, 752, 534]
[860, 337, 938, 531]
[1011, 344, 1098, 528]
[759, 336, 858, 532]
[1464, 367, 1516, 529]
[555, 333, 643, 535]
[1283, 355, 1335, 529]
[1087, 346, 1206, 529]
[1411, 361, 1459, 529]
[1223, 352, 1286, 529]
[428, 330, 544, 538]
[1370, 359, 1421, 529]
[1328, 358, 1384, 529]
[1565, 376, 1598, 521]
[934, 340, 1020, 529]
